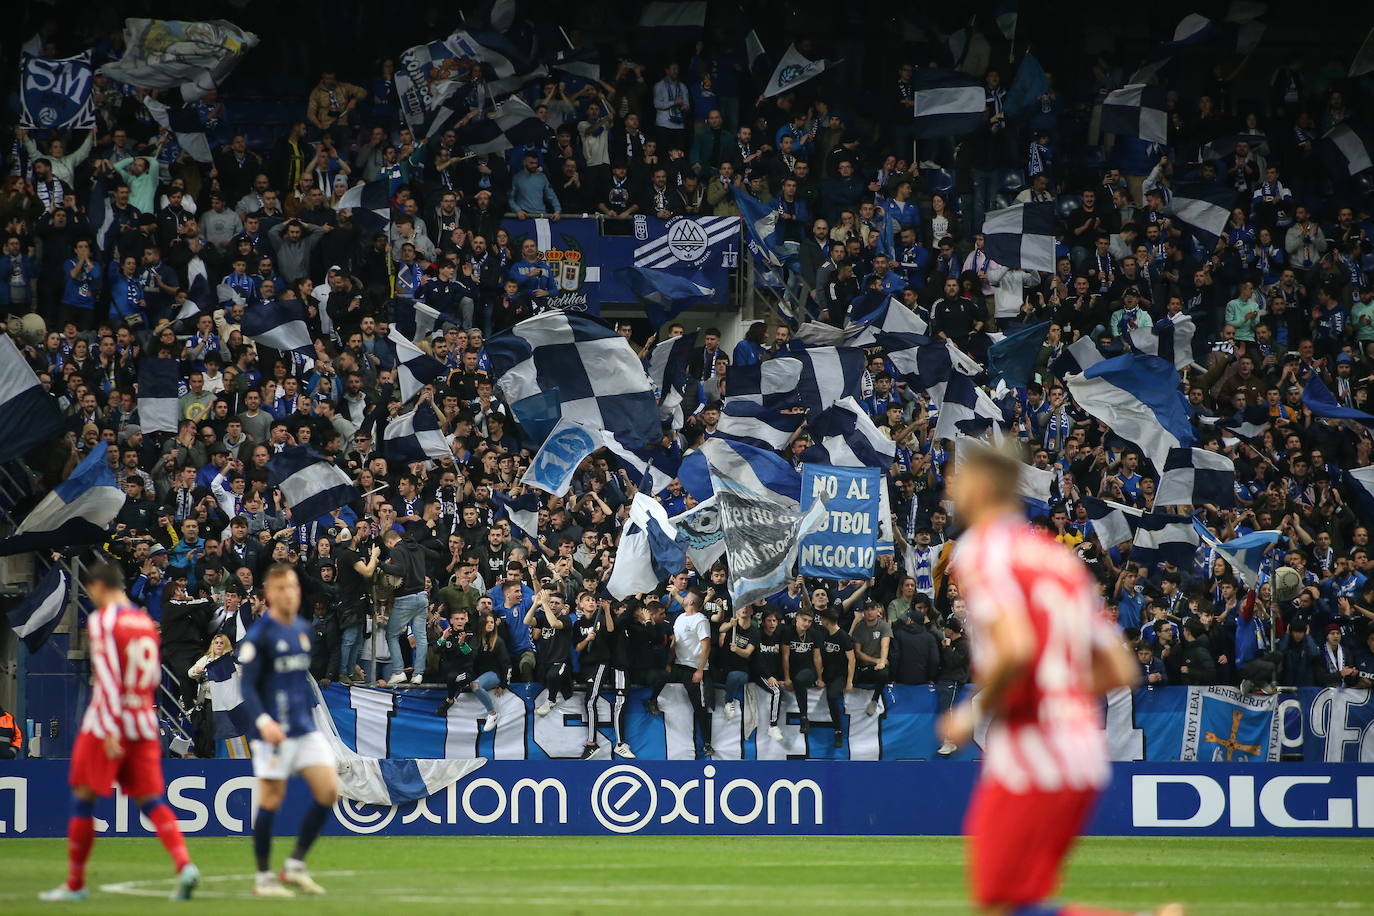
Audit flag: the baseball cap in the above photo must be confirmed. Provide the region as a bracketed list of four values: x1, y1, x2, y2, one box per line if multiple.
[333, 526, 353, 544]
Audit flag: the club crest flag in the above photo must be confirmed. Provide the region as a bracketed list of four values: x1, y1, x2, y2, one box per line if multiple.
[20, 52, 96, 130]
[1180, 686, 1280, 762]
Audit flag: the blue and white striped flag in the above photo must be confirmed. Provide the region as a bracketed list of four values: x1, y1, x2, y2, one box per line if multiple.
[492, 489, 541, 540]
[392, 299, 446, 343]
[1166, 183, 1234, 246]
[716, 401, 804, 451]
[1128, 314, 1198, 369]
[383, 401, 451, 465]
[607, 492, 686, 599]
[0, 334, 65, 463]
[388, 326, 446, 402]
[912, 69, 986, 138]
[616, 267, 715, 328]
[801, 397, 897, 469]
[242, 299, 315, 356]
[205, 652, 253, 742]
[1082, 496, 1144, 547]
[337, 177, 394, 234]
[136, 357, 181, 434]
[1131, 513, 1201, 569]
[932, 373, 1007, 442]
[6, 564, 70, 651]
[267, 446, 359, 525]
[691, 437, 803, 504]
[1155, 447, 1236, 508]
[1192, 522, 1282, 588]
[0, 444, 126, 556]
[1065, 353, 1196, 468]
[597, 429, 674, 494]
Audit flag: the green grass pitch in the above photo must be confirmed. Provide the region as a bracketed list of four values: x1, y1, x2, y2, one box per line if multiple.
[2, 836, 1371, 914]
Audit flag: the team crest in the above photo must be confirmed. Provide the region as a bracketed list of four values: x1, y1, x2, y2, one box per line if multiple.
[664, 216, 712, 266]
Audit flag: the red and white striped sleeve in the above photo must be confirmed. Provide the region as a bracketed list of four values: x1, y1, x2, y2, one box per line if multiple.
[86, 606, 122, 739]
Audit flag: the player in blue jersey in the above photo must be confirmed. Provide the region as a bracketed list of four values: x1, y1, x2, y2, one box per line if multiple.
[239, 563, 339, 898]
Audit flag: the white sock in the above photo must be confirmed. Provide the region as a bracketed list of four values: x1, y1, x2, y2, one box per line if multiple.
[257, 871, 274, 882]
[284, 857, 305, 871]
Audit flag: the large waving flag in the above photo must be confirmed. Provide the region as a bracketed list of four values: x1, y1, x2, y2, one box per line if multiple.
[801, 397, 897, 469]
[1166, 183, 1234, 246]
[142, 96, 212, 163]
[491, 488, 541, 540]
[716, 401, 804, 451]
[457, 95, 548, 155]
[607, 492, 686, 599]
[878, 331, 952, 394]
[0, 334, 65, 463]
[676, 436, 803, 505]
[205, 653, 253, 745]
[912, 69, 986, 138]
[645, 331, 697, 403]
[725, 346, 865, 413]
[242, 299, 315, 356]
[392, 299, 447, 343]
[983, 202, 1056, 272]
[1131, 513, 1201, 568]
[101, 19, 259, 102]
[388, 326, 446, 403]
[1193, 521, 1283, 588]
[1082, 496, 1144, 547]
[597, 429, 674, 495]
[522, 419, 599, 497]
[136, 357, 181, 434]
[703, 437, 814, 606]
[6, 564, 70, 651]
[932, 373, 1007, 442]
[1127, 314, 1198, 370]
[987, 321, 1050, 389]
[1302, 375, 1374, 427]
[1065, 353, 1196, 468]
[1102, 84, 1169, 144]
[20, 52, 96, 130]
[615, 267, 715, 328]
[1155, 447, 1236, 508]
[267, 447, 359, 524]
[383, 401, 451, 465]
[670, 496, 726, 572]
[0, 444, 125, 556]
[486, 312, 660, 447]
[337, 177, 394, 235]
[733, 187, 798, 290]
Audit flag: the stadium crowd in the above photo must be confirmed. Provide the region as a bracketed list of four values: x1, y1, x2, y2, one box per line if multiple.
[3, 6, 1374, 759]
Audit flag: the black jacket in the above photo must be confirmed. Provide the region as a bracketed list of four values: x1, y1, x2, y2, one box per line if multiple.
[380, 538, 443, 595]
[938, 635, 971, 684]
[891, 621, 942, 685]
[161, 595, 215, 653]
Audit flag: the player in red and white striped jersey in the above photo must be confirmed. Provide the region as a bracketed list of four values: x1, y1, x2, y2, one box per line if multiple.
[937, 445, 1182, 916]
[39, 559, 199, 903]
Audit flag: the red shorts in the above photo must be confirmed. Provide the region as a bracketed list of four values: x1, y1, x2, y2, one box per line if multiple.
[69, 733, 165, 799]
[965, 778, 1100, 907]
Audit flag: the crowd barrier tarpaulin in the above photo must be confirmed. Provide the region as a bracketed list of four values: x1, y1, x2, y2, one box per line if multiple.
[320, 683, 1331, 763]
[2, 759, 1371, 838]
[498, 215, 740, 315]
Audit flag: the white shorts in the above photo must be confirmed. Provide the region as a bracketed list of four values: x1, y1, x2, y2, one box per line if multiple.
[250, 730, 335, 780]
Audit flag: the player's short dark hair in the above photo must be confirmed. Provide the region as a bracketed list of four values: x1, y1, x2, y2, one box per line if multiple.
[80, 557, 125, 591]
[263, 563, 297, 585]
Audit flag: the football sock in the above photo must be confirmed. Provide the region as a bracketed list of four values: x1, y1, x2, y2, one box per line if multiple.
[290, 801, 330, 862]
[253, 807, 277, 872]
[141, 798, 192, 871]
[66, 796, 96, 891]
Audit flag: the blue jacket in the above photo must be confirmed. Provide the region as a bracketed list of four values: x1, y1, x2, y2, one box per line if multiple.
[510, 169, 561, 214]
[0, 254, 39, 305]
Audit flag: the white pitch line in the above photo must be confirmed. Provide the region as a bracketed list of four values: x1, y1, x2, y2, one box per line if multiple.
[100, 870, 358, 899]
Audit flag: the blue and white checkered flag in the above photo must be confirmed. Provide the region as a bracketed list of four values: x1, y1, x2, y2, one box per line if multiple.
[1155, 447, 1236, 508]
[486, 313, 661, 448]
[982, 202, 1057, 272]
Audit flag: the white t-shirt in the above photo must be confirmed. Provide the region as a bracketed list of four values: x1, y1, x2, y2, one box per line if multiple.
[672, 612, 711, 669]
